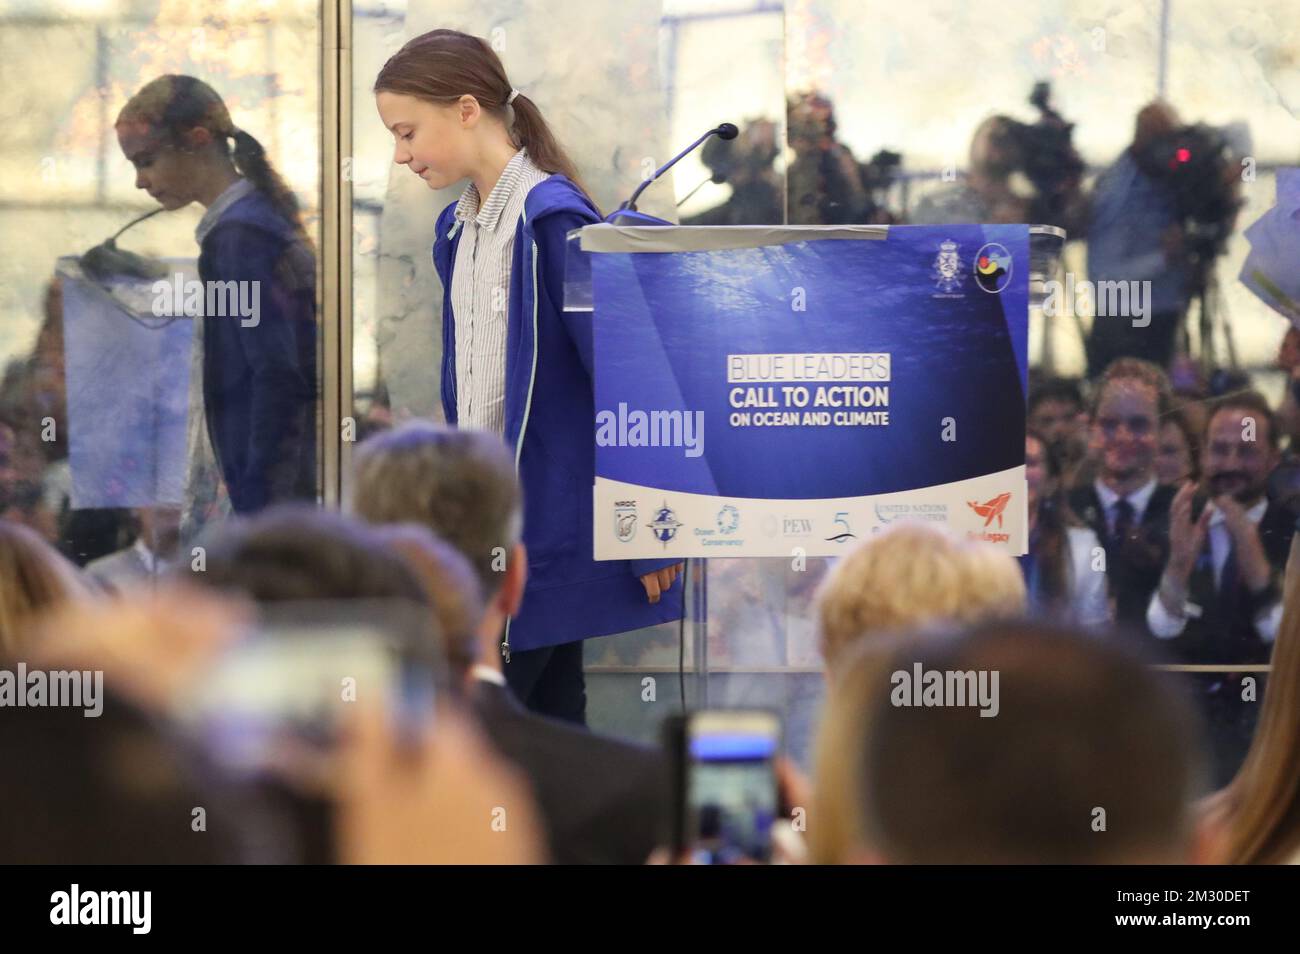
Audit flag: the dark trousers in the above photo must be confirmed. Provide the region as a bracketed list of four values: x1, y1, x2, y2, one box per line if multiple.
[1085, 308, 1183, 378]
[1202, 679, 1262, 790]
[504, 640, 588, 727]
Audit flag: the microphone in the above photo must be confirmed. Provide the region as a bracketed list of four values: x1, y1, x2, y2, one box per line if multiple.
[80, 206, 169, 282]
[608, 122, 739, 224]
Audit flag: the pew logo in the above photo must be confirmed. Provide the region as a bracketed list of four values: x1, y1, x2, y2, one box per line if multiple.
[50, 884, 151, 935]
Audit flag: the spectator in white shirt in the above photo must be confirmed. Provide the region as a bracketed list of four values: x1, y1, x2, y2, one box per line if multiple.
[1149, 391, 1295, 786]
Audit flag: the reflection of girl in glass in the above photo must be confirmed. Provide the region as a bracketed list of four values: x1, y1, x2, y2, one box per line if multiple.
[115, 76, 317, 516]
[373, 31, 683, 724]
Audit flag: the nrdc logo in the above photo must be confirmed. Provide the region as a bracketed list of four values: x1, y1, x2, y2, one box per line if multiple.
[615, 500, 637, 543]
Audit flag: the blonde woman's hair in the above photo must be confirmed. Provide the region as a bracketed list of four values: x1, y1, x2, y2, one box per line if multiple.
[1213, 535, 1300, 864]
[0, 521, 93, 656]
[810, 629, 918, 864]
[813, 522, 1027, 670]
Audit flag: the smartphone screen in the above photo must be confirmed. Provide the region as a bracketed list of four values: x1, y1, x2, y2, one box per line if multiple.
[172, 599, 439, 782]
[684, 711, 780, 865]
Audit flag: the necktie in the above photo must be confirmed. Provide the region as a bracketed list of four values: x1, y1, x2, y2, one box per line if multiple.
[1219, 535, 1242, 615]
[1112, 497, 1135, 547]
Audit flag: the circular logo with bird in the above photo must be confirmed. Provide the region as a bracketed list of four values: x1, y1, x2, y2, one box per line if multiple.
[974, 243, 1013, 293]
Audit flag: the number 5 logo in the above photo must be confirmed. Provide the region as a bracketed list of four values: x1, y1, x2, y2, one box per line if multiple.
[825, 512, 856, 544]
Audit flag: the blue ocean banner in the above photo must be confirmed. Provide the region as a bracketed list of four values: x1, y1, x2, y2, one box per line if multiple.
[583, 224, 1030, 559]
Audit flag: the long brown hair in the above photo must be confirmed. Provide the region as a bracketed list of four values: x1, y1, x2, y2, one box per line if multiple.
[1026, 427, 1071, 609]
[373, 29, 594, 203]
[117, 75, 309, 242]
[1213, 534, 1300, 863]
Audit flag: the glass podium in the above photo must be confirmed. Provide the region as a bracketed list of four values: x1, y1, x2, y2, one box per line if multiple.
[567, 223, 1067, 764]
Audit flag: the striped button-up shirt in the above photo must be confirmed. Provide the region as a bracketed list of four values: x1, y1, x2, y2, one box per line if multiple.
[450, 148, 550, 435]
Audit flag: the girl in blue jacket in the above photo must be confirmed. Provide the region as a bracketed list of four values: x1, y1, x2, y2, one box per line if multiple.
[375, 30, 683, 724]
[116, 75, 317, 517]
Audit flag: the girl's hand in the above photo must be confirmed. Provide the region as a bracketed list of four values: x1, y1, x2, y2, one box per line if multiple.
[639, 563, 684, 603]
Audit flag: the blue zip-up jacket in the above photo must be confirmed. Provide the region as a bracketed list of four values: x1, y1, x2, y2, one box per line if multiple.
[433, 175, 684, 653]
[198, 190, 318, 514]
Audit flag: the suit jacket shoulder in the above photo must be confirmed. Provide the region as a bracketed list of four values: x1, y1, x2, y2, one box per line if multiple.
[472, 683, 669, 864]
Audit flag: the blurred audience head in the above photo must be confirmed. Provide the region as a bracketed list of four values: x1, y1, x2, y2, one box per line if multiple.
[1132, 100, 1182, 153]
[1278, 326, 1300, 373]
[813, 522, 1025, 671]
[1201, 390, 1278, 506]
[1089, 357, 1174, 487]
[1157, 407, 1200, 488]
[0, 690, 237, 863]
[0, 518, 93, 656]
[370, 523, 484, 680]
[133, 505, 183, 556]
[1027, 377, 1085, 447]
[184, 504, 432, 609]
[816, 619, 1204, 864]
[1025, 427, 1063, 513]
[351, 421, 526, 659]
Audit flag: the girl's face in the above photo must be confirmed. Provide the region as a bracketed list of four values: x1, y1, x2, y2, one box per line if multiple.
[1155, 419, 1192, 487]
[116, 122, 205, 210]
[376, 91, 476, 191]
[1025, 435, 1048, 507]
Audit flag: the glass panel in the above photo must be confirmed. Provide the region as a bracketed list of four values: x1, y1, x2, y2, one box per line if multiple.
[348, 2, 787, 748]
[344, 2, 1300, 777]
[0, 0, 323, 592]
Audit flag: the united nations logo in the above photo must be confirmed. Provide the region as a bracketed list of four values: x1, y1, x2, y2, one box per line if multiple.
[614, 500, 637, 543]
[932, 239, 965, 294]
[716, 505, 740, 535]
[647, 502, 684, 547]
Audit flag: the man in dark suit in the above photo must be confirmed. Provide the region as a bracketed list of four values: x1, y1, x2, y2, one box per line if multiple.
[1149, 391, 1293, 786]
[1067, 358, 1177, 642]
[351, 421, 670, 864]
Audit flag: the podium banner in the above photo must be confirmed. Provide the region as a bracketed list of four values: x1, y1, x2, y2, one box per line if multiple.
[59, 257, 196, 509]
[586, 224, 1030, 559]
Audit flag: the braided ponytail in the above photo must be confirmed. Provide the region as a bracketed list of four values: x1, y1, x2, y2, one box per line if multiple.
[230, 127, 309, 243]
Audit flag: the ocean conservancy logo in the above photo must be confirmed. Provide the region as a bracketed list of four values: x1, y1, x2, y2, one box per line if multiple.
[647, 503, 684, 547]
[50, 885, 151, 934]
[614, 501, 637, 543]
[716, 505, 739, 534]
[0, 664, 103, 717]
[932, 239, 965, 295]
